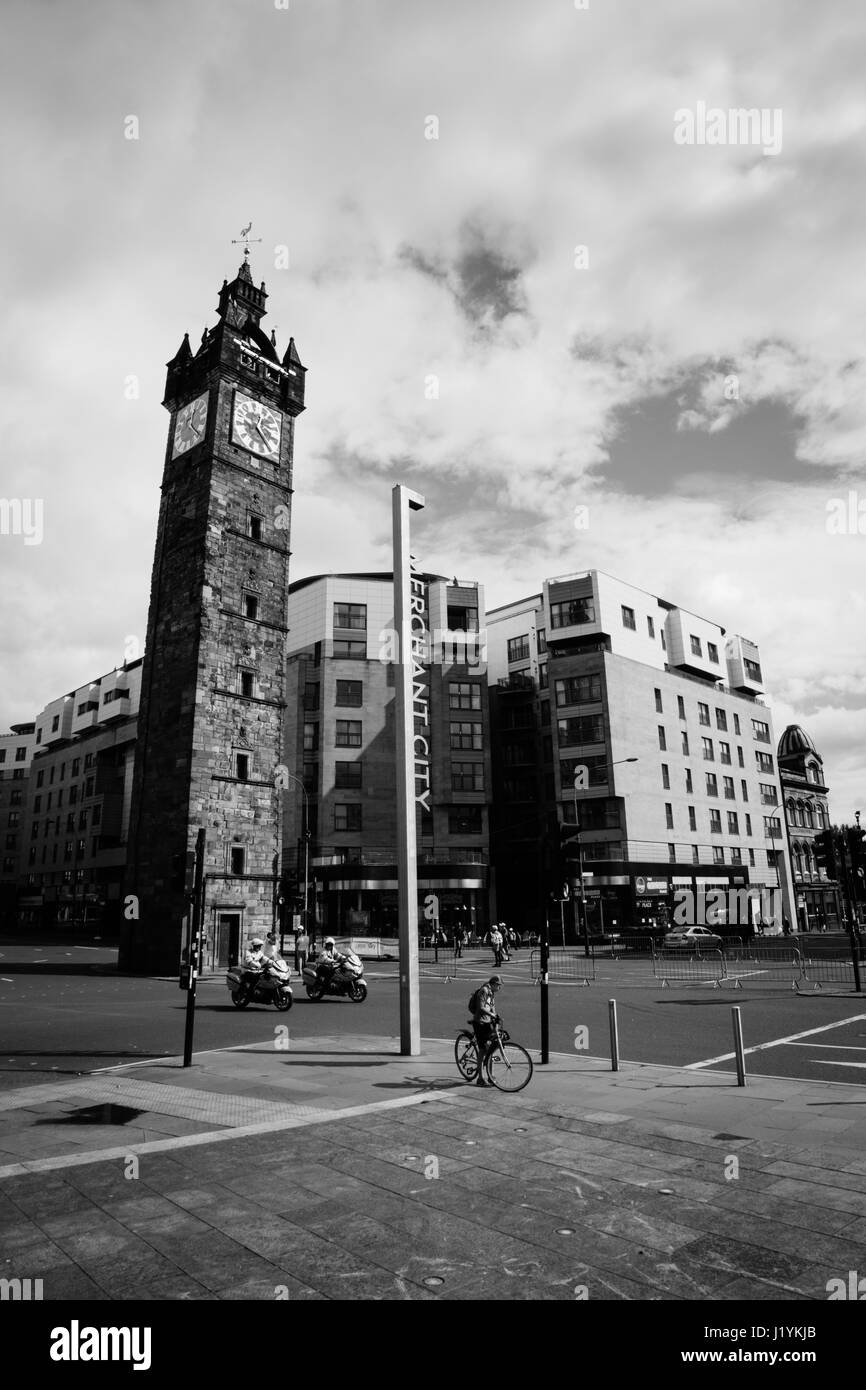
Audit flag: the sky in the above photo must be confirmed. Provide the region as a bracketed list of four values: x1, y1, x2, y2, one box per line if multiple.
[1, 0, 864, 820]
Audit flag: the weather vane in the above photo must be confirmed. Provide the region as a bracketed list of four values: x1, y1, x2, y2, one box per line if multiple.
[232, 222, 263, 259]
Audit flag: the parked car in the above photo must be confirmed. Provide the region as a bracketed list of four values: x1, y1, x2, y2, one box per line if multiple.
[662, 926, 724, 950]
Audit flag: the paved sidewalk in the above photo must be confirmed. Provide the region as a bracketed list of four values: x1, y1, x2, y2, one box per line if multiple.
[1, 1035, 865, 1300]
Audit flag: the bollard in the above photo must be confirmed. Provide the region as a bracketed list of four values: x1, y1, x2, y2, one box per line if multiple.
[731, 1006, 746, 1087]
[608, 999, 619, 1072]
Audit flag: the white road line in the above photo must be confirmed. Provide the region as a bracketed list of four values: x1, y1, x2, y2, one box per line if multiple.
[787, 1042, 866, 1050]
[812, 1061, 866, 1070]
[685, 1013, 866, 1069]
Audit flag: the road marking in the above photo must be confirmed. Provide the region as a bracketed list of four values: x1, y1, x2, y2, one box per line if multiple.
[787, 1042, 866, 1050]
[813, 1061, 866, 1070]
[686, 1014, 866, 1069]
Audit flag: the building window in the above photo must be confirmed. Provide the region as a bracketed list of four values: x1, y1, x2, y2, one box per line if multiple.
[550, 597, 596, 628]
[706, 773, 718, 797]
[756, 751, 775, 774]
[334, 603, 367, 630]
[84, 777, 94, 797]
[334, 761, 362, 788]
[709, 809, 722, 834]
[46, 792, 52, 810]
[744, 659, 762, 683]
[727, 811, 739, 834]
[677, 696, 686, 720]
[723, 776, 735, 800]
[230, 846, 246, 875]
[333, 639, 365, 660]
[301, 681, 319, 711]
[12, 769, 24, 781]
[10, 790, 21, 806]
[240, 670, 255, 698]
[303, 723, 319, 752]
[302, 763, 317, 793]
[685, 768, 693, 794]
[69, 786, 78, 805]
[730, 847, 742, 865]
[719, 742, 731, 765]
[690, 635, 703, 657]
[450, 722, 482, 751]
[15, 746, 27, 762]
[661, 764, 670, 790]
[654, 688, 663, 713]
[698, 703, 710, 726]
[554, 675, 601, 706]
[34, 795, 42, 812]
[647, 616, 655, 638]
[681, 731, 689, 756]
[713, 846, 725, 865]
[66, 814, 74, 831]
[507, 635, 530, 663]
[759, 783, 778, 806]
[92, 805, 101, 826]
[764, 816, 782, 840]
[36, 770, 44, 787]
[244, 593, 259, 620]
[708, 642, 719, 664]
[64, 841, 72, 861]
[733, 714, 741, 736]
[558, 714, 605, 746]
[692, 845, 700, 865]
[621, 606, 636, 631]
[745, 814, 752, 836]
[748, 849, 755, 865]
[335, 804, 362, 832]
[71, 758, 80, 775]
[538, 664, 548, 690]
[7, 812, 20, 828]
[752, 719, 771, 743]
[336, 679, 363, 707]
[336, 720, 362, 748]
[715, 709, 727, 731]
[451, 762, 484, 792]
[688, 806, 697, 831]
[248, 514, 263, 541]
[665, 803, 674, 829]
[235, 753, 250, 781]
[536, 629, 547, 655]
[702, 737, 714, 761]
[658, 726, 666, 751]
[668, 843, 677, 862]
[449, 681, 481, 710]
[561, 755, 608, 788]
[449, 808, 483, 835]
[52, 716, 60, 732]
[78, 809, 87, 829]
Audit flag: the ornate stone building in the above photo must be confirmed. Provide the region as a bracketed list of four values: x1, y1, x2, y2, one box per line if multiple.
[777, 724, 841, 929]
[121, 254, 306, 974]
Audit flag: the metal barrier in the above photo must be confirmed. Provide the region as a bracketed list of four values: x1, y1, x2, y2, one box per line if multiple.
[797, 947, 864, 993]
[721, 943, 803, 990]
[417, 947, 463, 981]
[529, 947, 596, 985]
[652, 948, 726, 988]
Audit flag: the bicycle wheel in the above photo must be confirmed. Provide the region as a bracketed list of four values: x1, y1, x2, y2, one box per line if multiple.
[454, 1031, 479, 1080]
[485, 1041, 533, 1092]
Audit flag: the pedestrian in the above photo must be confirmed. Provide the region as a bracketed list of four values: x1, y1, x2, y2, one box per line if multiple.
[470, 974, 503, 1087]
[489, 923, 503, 966]
[295, 927, 310, 973]
[498, 922, 510, 962]
[782, 914, 791, 937]
[453, 921, 465, 958]
[508, 926, 519, 954]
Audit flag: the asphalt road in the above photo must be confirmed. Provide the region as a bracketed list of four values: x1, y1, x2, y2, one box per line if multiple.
[1, 946, 866, 1090]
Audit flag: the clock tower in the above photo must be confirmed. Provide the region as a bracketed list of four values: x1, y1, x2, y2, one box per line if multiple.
[121, 254, 306, 974]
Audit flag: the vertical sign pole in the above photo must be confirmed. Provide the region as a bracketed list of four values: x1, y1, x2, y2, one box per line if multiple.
[182, 828, 206, 1068]
[393, 484, 425, 1055]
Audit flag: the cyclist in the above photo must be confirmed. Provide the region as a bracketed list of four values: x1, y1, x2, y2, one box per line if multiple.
[471, 974, 503, 1087]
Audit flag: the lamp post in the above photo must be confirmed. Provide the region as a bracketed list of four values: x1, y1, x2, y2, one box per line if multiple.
[572, 757, 638, 956]
[280, 769, 310, 948]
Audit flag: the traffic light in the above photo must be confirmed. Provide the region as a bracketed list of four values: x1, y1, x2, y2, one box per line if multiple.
[814, 829, 837, 876]
[171, 850, 196, 895]
[846, 825, 866, 867]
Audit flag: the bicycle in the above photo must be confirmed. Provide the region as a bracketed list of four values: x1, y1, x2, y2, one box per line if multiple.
[454, 1019, 533, 1092]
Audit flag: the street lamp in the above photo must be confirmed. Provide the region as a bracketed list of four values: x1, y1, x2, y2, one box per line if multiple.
[572, 757, 639, 955]
[279, 769, 310, 948]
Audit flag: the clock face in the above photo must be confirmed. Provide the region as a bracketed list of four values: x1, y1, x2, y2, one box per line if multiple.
[172, 392, 209, 457]
[232, 392, 282, 460]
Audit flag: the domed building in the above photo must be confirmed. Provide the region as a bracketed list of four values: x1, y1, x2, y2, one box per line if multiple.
[777, 725, 840, 930]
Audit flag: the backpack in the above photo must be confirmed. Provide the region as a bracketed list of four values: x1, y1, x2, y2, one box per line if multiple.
[468, 987, 482, 1014]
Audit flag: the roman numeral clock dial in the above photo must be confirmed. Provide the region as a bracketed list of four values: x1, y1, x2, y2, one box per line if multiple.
[231, 391, 282, 461]
[172, 391, 209, 457]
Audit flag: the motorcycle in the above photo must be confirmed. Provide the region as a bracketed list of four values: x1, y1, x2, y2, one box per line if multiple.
[227, 957, 293, 1011]
[302, 950, 368, 1002]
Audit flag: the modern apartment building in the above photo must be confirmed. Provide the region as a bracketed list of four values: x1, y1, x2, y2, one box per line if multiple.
[11, 662, 142, 932]
[0, 722, 38, 927]
[283, 572, 493, 938]
[777, 724, 841, 929]
[487, 570, 795, 933]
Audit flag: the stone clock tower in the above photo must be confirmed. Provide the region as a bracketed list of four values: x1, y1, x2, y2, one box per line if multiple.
[121, 254, 306, 974]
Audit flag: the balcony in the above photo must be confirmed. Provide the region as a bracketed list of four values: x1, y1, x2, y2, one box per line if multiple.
[497, 674, 535, 692]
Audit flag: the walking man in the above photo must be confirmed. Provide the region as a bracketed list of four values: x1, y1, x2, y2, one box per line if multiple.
[489, 923, 503, 966]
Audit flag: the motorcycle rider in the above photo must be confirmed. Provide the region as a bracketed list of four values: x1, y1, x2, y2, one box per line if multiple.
[240, 937, 267, 1001]
[315, 936, 346, 991]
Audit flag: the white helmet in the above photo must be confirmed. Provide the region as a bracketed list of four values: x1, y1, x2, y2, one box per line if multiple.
[250, 937, 264, 947]
[325, 936, 335, 948]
